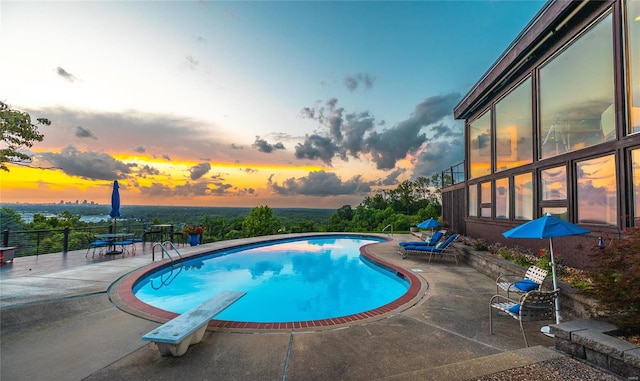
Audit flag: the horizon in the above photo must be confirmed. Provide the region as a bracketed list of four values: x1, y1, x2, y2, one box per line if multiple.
[1, 1, 546, 208]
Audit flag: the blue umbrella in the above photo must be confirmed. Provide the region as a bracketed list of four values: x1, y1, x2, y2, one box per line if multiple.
[503, 213, 590, 324]
[109, 180, 120, 230]
[417, 218, 441, 229]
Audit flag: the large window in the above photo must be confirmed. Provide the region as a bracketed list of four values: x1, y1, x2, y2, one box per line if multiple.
[481, 181, 492, 217]
[539, 14, 616, 159]
[495, 177, 509, 219]
[627, 0, 640, 134]
[632, 149, 640, 225]
[495, 77, 533, 171]
[577, 154, 617, 225]
[514, 173, 533, 220]
[469, 110, 491, 179]
[541, 166, 567, 201]
[468, 184, 478, 217]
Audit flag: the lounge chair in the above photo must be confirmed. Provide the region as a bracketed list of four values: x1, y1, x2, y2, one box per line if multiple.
[400, 234, 459, 263]
[496, 265, 548, 299]
[489, 289, 559, 347]
[399, 231, 444, 247]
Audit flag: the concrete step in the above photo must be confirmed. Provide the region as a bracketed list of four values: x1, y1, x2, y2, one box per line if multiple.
[382, 345, 620, 380]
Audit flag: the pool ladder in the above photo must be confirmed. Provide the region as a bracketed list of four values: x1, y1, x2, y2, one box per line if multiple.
[152, 241, 183, 264]
[382, 224, 394, 237]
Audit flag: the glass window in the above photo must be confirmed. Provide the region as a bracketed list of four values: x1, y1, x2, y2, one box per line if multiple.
[542, 207, 568, 220]
[576, 154, 617, 225]
[627, 0, 640, 134]
[495, 77, 533, 171]
[632, 149, 640, 225]
[495, 177, 509, 219]
[469, 110, 492, 179]
[541, 166, 567, 201]
[481, 181, 492, 217]
[514, 173, 533, 220]
[468, 184, 478, 217]
[539, 14, 616, 159]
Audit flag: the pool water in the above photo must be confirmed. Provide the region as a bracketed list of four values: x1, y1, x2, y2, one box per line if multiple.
[133, 236, 409, 323]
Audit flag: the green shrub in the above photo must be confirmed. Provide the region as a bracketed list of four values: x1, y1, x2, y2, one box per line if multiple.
[514, 254, 534, 268]
[473, 238, 489, 251]
[586, 226, 640, 330]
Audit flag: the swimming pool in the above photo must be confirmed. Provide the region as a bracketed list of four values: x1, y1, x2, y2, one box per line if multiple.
[132, 236, 409, 323]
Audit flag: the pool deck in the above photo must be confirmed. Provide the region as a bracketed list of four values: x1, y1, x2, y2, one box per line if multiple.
[0, 234, 622, 380]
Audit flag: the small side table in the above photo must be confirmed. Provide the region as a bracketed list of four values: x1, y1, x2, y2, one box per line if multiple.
[0, 247, 16, 264]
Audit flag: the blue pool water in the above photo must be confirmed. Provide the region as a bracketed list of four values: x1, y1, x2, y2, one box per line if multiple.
[133, 236, 408, 323]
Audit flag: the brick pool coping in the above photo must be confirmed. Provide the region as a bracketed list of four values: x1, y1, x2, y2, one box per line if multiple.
[109, 236, 426, 332]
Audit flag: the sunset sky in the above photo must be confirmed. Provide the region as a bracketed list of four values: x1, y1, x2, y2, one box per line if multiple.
[1, 0, 545, 209]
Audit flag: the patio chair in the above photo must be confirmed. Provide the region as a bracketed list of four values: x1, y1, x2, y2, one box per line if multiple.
[489, 289, 559, 347]
[169, 224, 186, 247]
[399, 231, 444, 247]
[86, 236, 109, 257]
[400, 234, 459, 263]
[496, 265, 548, 298]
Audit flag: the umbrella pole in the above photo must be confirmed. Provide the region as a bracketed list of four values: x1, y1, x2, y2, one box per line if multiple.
[541, 238, 562, 337]
[549, 238, 561, 324]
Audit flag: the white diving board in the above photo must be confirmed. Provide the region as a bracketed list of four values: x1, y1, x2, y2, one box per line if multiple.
[142, 290, 246, 357]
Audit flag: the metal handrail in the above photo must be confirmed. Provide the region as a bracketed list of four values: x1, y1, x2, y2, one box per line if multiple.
[152, 241, 183, 264]
[382, 224, 393, 236]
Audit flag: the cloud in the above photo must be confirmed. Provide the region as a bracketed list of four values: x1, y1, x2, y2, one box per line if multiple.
[162, 154, 171, 161]
[411, 122, 465, 178]
[137, 164, 160, 177]
[184, 55, 199, 70]
[137, 180, 235, 197]
[38, 144, 131, 180]
[381, 168, 406, 186]
[134, 145, 146, 153]
[298, 93, 460, 170]
[294, 134, 339, 165]
[56, 67, 76, 82]
[253, 136, 285, 153]
[189, 162, 211, 180]
[344, 73, 375, 92]
[268, 170, 373, 196]
[231, 143, 244, 149]
[75, 126, 97, 139]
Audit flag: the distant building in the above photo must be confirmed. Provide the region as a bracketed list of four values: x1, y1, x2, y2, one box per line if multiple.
[441, 0, 640, 269]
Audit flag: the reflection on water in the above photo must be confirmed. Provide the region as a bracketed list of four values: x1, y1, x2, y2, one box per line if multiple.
[134, 236, 406, 322]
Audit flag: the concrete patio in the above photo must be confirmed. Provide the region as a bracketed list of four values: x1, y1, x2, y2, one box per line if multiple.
[0, 234, 622, 380]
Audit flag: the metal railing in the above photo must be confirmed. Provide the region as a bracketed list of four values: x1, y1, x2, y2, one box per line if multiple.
[152, 241, 183, 264]
[1, 223, 153, 257]
[382, 224, 394, 237]
[441, 161, 465, 187]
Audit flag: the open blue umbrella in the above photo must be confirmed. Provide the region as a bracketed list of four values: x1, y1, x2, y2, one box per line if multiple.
[417, 218, 441, 229]
[109, 180, 120, 231]
[503, 213, 590, 324]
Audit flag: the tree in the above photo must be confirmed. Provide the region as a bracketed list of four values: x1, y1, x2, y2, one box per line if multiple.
[1, 101, 50, 171]
[0, 207, 25, 231]
[241, 206, 282, 237]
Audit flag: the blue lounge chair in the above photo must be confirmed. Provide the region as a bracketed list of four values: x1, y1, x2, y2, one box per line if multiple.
[399, 231, 444, 247]
[400, 234, 459, 263]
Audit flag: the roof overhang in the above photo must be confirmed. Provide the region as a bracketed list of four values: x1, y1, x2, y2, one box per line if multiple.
[453, 0, 599, 121]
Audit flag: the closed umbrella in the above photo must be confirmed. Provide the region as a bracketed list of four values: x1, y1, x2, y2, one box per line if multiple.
[109, 180, 121, 231]
[502, 213, 590, 325]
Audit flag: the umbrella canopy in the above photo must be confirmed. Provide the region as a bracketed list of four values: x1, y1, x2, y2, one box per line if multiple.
[109, 180, 121, 225]
[417, 218, 441, 229]
[502, 213, 590, 324]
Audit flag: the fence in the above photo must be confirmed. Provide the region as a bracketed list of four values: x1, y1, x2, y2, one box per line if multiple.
[441, 161, 465, 187]
[1, 222, 154, 257]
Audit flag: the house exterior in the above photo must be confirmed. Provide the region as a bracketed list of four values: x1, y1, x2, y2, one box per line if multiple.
[442, 0, 640, 269]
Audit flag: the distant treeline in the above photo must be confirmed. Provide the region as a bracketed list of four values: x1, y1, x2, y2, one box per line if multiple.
[2, 175, 446, 242]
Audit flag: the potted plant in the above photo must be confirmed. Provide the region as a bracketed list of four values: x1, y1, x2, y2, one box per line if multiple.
[183, 225, 204, 246]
